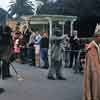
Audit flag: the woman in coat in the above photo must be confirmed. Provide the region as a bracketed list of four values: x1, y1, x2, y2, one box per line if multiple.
[84, 24, 100, 100]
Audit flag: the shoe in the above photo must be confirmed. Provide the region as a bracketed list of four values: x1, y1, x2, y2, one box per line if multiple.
[56, 76, 66, 80]
[42, 66, 48, 69]
[47, 76, 56, 80]
[29, 63, 34, 66]
[7, 75, 13, 78]
[73, 70, 78, 74]
[20, 61, 26, 64]
[68, 66, 72, 68]
[65, 65, 68, 68]
[0, 88, 5, 94]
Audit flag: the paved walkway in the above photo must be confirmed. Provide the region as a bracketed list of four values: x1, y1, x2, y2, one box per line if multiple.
[0, 63, 83, 100]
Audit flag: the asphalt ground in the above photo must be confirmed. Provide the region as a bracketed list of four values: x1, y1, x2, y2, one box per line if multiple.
[0, 62, 83, 100]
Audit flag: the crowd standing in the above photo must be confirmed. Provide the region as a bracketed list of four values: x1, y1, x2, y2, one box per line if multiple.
[0, 24, 87, 80]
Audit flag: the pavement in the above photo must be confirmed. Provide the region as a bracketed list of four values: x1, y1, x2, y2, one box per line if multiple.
[0, 62, 83, 100]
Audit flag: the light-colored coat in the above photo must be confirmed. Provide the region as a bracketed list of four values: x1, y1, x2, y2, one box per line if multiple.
[84, 41, 100, 100]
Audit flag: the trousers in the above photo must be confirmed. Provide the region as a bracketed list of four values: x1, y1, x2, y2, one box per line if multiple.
[48, 59, 63, 77]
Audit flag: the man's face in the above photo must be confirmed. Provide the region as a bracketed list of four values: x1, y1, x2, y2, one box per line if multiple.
[36, 31, 39, 35]
[43, 33, 48, 38]
[73, 31, 78, 36]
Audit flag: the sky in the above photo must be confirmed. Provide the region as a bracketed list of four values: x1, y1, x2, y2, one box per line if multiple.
[0, 0, 11, 10]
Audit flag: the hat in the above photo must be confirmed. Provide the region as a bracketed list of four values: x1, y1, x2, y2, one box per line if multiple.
[94, 24, 100, 36]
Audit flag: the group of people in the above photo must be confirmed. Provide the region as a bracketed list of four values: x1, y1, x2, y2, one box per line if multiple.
[12, 25, 49, 69]
[0, 24, 49, 79]
[0, 23, 86, 80]
[62, 30, 85, 73]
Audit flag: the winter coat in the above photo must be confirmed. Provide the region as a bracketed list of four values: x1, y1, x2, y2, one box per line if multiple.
[84, 41, 100, 100]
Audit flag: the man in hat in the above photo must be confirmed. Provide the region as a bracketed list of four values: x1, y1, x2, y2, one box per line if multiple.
[84, 24, 100, 100]
[47, 28, 66, 80]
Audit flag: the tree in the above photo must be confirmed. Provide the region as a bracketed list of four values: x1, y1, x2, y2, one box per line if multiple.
[29, 0, 44, 15]
[37, 0, 64, 15]
[8, 0, 35, 17]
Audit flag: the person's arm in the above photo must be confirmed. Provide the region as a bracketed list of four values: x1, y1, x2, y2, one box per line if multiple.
[28, 35, 35, 46]
[28, 35, 32, 45]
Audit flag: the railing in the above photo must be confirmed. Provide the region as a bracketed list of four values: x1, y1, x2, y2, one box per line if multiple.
[64, 49, 86, 70]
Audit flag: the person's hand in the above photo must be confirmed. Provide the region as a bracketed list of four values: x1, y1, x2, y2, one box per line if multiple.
[61, 35, 66, 39]
[20, 45, 25, 48]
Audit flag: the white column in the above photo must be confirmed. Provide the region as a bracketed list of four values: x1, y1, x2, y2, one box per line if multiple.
[70, 21, 74, 36]
[62, 23, 65, 35]
[48, 18, 52, 68]
[70, 19, 76, 36]
[43, 24, 45, 32]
